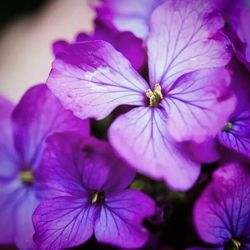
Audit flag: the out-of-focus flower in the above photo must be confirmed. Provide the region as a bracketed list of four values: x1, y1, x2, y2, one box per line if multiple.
[190, 162, 250, 250]
[228, 0, 250, 70]
[53, 19, 146, 71]
[33, 133, 155, 249]
[47, 0, 234, 190]
[94, 0, 165, 39]
[0, 85, 89, 249]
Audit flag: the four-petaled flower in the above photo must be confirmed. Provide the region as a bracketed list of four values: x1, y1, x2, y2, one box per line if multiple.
[47, 0, 235, 190]
[33, 133, 155, 250]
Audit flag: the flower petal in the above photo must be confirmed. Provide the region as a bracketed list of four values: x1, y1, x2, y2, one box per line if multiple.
[47, 41, 148, 120]
[194, 163, 250, 245]
[162, 69, 236, 142]
[109, 107, 200, 191]
[94, 189, 155, 248]
[39, 133, 135, 198]
[33, 196, 95, 250]
[95, 0, 164, 39]
[147, 0, 231, 88]
[0, 97, 18, 178]
[14, 190, 40, 250]
[0, 179, 25, 244]
[12, 84, 89, 170]
[76, 19, 146, 70]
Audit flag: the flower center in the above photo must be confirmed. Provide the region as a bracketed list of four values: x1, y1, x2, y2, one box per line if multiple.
[224, 239, 241, 250]
[20, 170, 33, 185]
[146, 83, 163, 107]
[91, 191, 105, 204]
[224, 122, 233, 132]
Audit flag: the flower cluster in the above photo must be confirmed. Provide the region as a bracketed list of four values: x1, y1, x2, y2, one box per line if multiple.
[0, 0, 250, 249]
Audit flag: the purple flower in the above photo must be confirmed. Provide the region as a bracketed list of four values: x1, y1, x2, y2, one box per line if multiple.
[0, 85, 89, 249]
[218, 62, 250, 159]
[53, 19, 146, 70]
[228, 0, 250, 70]
[33, 133, 155, 249]
[47, 0, 235, 190]
[191, 162, 250, 250]
[189, 61, 250, 163]
[94, 0, 164, 39]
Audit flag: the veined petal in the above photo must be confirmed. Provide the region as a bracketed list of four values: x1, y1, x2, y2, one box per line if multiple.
[12, 84, 89, 170]
[218, 110, 250, 159]
[33, 196, 95, 250]
[147, 0, 231, 88]
[39, 133, 135, 198]
[162, 69, 236, 142]
[109, 108, 200, 191]
[94, 189, 155, 248]
[194, 163, 250, 245]
[47, 41, 148, 120]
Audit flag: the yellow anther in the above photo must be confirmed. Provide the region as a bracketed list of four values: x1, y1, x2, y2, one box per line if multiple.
[91, 192, 99, 204]
[224, 122, 233, 132]
[91, 191, 105, 204]
[146, 83, 163, 107]
[231, 239, 241, 249]
[20, 170, 33, 184]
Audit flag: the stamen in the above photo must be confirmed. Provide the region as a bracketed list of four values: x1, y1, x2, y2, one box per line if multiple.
[224, 239, 241, 250]
[146, 83, 163, 107]
[91, 191, 105, 204]
[224, 122, 233, 132]
[20, 170, 33, 184]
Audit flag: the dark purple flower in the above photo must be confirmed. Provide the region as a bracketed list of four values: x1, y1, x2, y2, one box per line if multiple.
[191, 162, 250, 250]
[94, 0, 165, 39]
[33, 133, 155, 249]
[53, 19, 146, 70]
[0, 84, 89, 249]
[47, 0, 234, 190]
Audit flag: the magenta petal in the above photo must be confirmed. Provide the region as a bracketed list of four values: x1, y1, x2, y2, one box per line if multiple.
[95, 189, 155, 249]
[194, 163, 250, 245]
[33, 196, 95, 250]
[12, 84, 89, 170]
[163, 69, 236, 142]
[188, 138, 219, 164]
[109, 107, 200, 191]
[0, 97, 18, 178]
[47, 41, 148, 120]
[76, 19, 146, 70]
[14, 191, 39, 250]
[147, 0, 231, 88]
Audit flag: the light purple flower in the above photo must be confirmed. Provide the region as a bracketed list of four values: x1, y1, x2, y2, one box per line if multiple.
[94, 0, 165, 39]
[53, 19, 146, 70]
[33, 133, 155, 250]
[47, 0, 235, 190]
[0, 84, 89, 249]
[192, 162, 250, 250]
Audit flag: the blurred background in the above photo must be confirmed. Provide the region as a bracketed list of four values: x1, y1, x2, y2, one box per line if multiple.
[0, 0, 94, 102]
